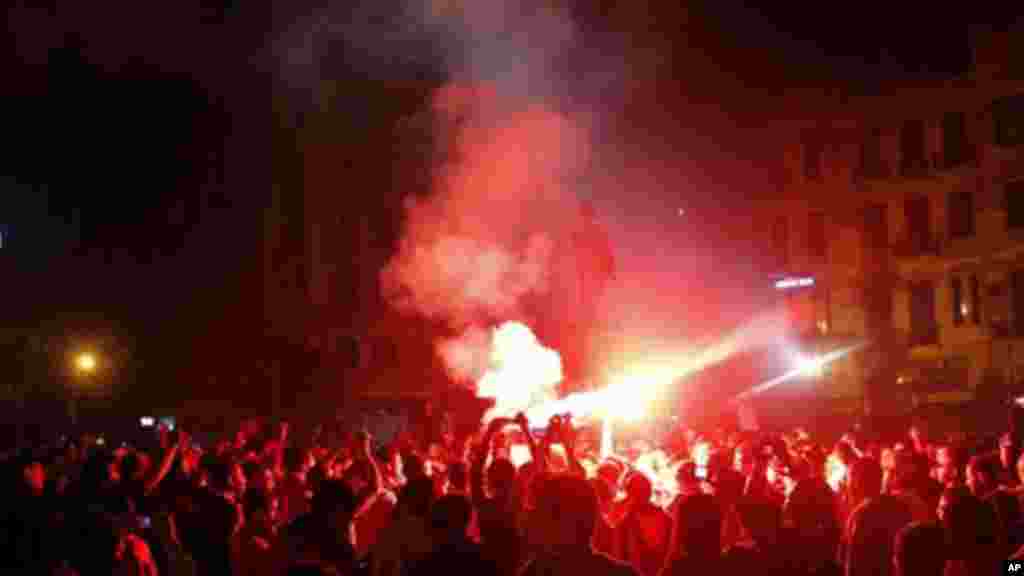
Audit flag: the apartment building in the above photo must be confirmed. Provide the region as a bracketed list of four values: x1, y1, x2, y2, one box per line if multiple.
[769, 28, 1024, 413]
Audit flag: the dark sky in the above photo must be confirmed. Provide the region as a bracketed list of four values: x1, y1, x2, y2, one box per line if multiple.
[1, 1, 1014, 404]
[2, 1, 996, 276]
[3, 2, 268, 312]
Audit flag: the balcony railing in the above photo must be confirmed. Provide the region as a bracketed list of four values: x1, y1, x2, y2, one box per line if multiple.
[908, 323, 940, 348]
[913, 361, 969, 395]
[900, 157, 932, 178]
[892, 236, 943, 259]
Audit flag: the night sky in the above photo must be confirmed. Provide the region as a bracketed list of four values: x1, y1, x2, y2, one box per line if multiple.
[1, 1, 1016, 409]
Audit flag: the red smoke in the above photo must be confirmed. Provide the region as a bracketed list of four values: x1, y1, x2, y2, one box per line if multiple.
[383, 85, 589, 319]
[381, 84, 594, 387]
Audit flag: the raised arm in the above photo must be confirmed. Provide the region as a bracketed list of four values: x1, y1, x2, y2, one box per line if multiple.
[143, 429, 185, 495]
[515, 413, 545, 470]
[472, 418, 508, 505]
[560, 419, 586, 478]
[353, 431, 384, 518]
[270, 421, 289, 478]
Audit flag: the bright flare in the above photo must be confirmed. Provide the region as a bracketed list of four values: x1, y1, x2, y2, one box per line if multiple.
[795, 354, 826, 377]
[691, 441, 711, 469]
[600, 417, 614, 460]
[519, 308, 794, 427]
[525, 363, 673, 426]
[509, 444, 532, 468]
[633, 450, 679, 508]
[734, 342, 868, 402]
[826, 454, 848, 493]
[477, 322, 563, 423]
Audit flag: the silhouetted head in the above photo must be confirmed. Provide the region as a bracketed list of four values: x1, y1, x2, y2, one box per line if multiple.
[430, 494, 474, 542]
[894, 522, 945, 576]
[487, 458, 516, 497]
[625, 471, 653, 504]
[670, 494, 722, 559]
[398, 477, 436, 519]
[535, 475, 599, 551]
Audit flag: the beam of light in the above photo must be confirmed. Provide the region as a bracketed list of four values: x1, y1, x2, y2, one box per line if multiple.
[600, 417, 613, 459]
[732, 342, 868, 402]
[523, 308, 793, 426]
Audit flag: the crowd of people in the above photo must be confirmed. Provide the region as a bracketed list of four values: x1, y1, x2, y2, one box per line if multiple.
[4, 406, 1023, 576]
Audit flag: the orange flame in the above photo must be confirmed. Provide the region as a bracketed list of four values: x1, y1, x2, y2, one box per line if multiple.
[477, 322, 563, 423]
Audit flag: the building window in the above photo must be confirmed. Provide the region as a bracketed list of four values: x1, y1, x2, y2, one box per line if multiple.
[803, 139, 822, 180]
[948, 191, 975, 238]
[901, 119, 927, 175]
[993, 94, 1024, 148]
[1014, 271, 1024, 337]
[905, 195, 932, 253]
[808, 211, 826, 262]
[942, 111, 969, 168]
[910, 280, 938, 346]
[1012, 33, 1024, 82]
[772, 216, 789, 270]
[970, 275, 981, 325]
[863, 203, 888, 252]
[860, 127, 885, 179]
[952, 277, 965, 325]
[1008, 181, 1024, 229]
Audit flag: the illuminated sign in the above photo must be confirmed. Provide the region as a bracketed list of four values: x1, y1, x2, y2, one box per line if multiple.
[774, 276, 815, 290]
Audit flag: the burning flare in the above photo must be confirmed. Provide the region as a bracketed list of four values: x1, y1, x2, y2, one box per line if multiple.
[691, 441, 711, 469]
[476, 321, 563, 423]
[826, 453, 848, 493]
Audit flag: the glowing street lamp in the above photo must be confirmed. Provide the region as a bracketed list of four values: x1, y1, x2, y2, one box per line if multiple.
[76, 353, 97, 374]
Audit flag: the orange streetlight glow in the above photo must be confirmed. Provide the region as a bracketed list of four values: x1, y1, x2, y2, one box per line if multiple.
[76, 353, 97, 373]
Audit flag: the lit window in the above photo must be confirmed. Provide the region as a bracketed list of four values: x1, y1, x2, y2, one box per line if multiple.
[952, 277, 965, 325]
[970, 275, 981, 325]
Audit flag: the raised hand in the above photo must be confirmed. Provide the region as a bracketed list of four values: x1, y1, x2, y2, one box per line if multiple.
[353, 430, 372, 459]
[177, 429, 191, 450]
[487, 417, 512, 435]
[561, 418, 578, 449]
[514, 412, 530, 430]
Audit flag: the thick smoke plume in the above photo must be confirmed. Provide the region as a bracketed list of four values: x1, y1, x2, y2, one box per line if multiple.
[381, 3, 595, 386]
[382, 86, 589, 325]
[274, 1, 603, 389]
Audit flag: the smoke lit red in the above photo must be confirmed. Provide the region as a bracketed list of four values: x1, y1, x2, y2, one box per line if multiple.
[476, 321, 563, 423]
[381, 84, 589, 329]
